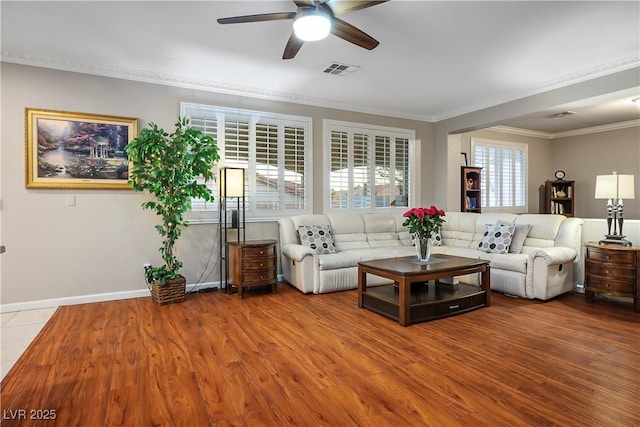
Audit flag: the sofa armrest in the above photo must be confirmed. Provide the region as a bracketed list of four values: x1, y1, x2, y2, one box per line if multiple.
[529, 247, 577, 265]
[282, 243, 316, 262]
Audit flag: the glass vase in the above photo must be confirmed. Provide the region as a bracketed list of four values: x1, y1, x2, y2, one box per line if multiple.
[414, 233, 432, 262]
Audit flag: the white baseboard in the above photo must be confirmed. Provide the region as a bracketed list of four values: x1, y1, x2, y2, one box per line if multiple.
[0, 280, 221, 313]
[1, 275, 286, 313]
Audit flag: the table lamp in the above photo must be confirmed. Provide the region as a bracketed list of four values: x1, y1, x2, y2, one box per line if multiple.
[595, 172, 635, 246]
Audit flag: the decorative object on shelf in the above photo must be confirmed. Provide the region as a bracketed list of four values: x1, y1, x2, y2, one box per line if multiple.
[126, 118, 219, 304]
[403, 206, 446, 262]
[461, 166, 482, 212]
[554, 170, 566, 180]
[25, 108, 137, 189]
[556, 190, 567, 198]
[595, 171, 635, 246]
[219, 167, 246, 293]
[460, 152, 468, 166]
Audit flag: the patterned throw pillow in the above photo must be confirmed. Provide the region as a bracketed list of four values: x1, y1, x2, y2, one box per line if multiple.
[297, 225, 337, 254]
[430, 231, 442, 246]
[478, 223, 515, 254]
[497, 220, 531, 254]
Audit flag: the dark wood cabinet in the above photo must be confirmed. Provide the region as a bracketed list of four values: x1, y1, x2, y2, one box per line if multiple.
[227, 239, 277, 298]
[545, 180, 574, 217]
[461, 166, 482, 213]
[584, 242, 640, 312]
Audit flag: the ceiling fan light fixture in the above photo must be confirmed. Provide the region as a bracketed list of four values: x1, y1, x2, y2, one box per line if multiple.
[293, 8, 331, 41]
[633, 97, 640, 106]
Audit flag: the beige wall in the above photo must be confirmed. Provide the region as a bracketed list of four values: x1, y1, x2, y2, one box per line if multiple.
[551, 127, 640, 219]
[0, 63, 435, 306]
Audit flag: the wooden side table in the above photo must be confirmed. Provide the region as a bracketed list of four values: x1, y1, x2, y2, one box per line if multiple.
[584, 242, 640, 312]
[227, 239, 277, 299]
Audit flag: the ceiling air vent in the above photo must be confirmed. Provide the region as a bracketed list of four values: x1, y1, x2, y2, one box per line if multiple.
[323, 62, 360, 76]
[551, 111, 576, 118]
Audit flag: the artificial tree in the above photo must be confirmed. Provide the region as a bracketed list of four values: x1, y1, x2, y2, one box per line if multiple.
[126, 117, 219, 286]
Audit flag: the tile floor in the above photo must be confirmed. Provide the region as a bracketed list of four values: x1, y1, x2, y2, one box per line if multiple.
[1, 307, 57, 380]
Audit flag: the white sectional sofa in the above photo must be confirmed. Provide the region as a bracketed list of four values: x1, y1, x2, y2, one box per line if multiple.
[278, 212, 583, 300]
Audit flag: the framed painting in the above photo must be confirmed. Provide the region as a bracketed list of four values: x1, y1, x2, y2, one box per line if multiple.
[25, 108, 138, 189]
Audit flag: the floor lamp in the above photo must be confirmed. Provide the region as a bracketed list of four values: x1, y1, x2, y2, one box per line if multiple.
[219, 167, 245, 293]
[595, 172, 635, 246]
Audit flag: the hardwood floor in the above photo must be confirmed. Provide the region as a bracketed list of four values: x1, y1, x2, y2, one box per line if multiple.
[2, 284, 639, 426]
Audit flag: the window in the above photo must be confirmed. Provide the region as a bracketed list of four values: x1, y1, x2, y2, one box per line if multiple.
[471, 138, 527, 212]
[324, 120, 414, 212]
[181, 102, 312, 221]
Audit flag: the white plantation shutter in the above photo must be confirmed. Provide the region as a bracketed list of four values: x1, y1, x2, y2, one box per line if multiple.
[330, 131, 349, 209]
[284, 125, 306, 210]
[188, 114, 218, 211]
[325, 120, 414, 212]
[353, 133, 370, 208]
[374, 136, 391, 207]
[472, 138, 527, 212]
[394, 137, 410, 207]
[255, 122, 278, 211]
[181, 102, 312, 220]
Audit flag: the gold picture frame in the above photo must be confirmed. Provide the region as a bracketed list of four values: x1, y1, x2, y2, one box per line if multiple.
[25, 108, 138, 189]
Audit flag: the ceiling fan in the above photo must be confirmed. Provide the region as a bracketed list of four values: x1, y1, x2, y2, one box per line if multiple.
[217, 0, 389, 60]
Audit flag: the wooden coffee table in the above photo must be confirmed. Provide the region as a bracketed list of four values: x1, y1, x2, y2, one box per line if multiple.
[358, 255, 491, 326]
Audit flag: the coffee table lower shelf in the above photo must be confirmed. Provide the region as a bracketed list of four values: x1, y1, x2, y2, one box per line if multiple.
[362, 282, 487, 324]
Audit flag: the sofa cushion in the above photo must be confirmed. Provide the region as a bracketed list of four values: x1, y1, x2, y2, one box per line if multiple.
[398, 231, 413, 246]
[497, 220, 531, 254]
[478, 223, 515, 254]
[478, 252, 528, 273]
[297, 225, 337, 254]
[333, 233, 370, 251]
[367, 232, 401, 248]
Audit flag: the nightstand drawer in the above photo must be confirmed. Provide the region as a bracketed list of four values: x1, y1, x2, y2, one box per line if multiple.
[586, 262, 635, 279]
[586, 276, 634, 293]
[243, 246, 275, 258]
[243, 269, 276, 283]
[244, 258, 276, 270]
[587, 248, 636, 264]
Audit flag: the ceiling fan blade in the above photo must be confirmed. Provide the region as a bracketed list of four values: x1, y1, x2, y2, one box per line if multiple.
[327, 0, 389, 16]
[283, 33, 304, 59]
[217, 12, 296, 25]
[331, 17, 379, 50]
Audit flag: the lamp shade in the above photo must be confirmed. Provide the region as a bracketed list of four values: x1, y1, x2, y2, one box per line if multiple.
[293, 8, 331, 41]
[595, 173, 635, 199]
[221, 167, 244, 198]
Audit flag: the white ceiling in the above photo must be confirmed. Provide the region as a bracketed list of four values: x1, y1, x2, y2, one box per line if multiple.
[2, 1, 639, 134]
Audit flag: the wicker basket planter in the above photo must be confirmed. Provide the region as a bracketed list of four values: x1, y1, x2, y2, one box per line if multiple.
[150, 276, 186, 305]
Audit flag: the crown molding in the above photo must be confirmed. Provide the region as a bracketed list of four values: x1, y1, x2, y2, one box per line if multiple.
[490, 119, 640, 140]
[0, 49, 430, 122]
[488, 126, 555, 139]
[551, 119, 640, 138]
[2, 49, 637, 126]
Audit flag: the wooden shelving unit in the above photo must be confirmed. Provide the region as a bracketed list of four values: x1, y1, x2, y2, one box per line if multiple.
[461, 166, 482, 213]
[545, 180, 574, 217]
